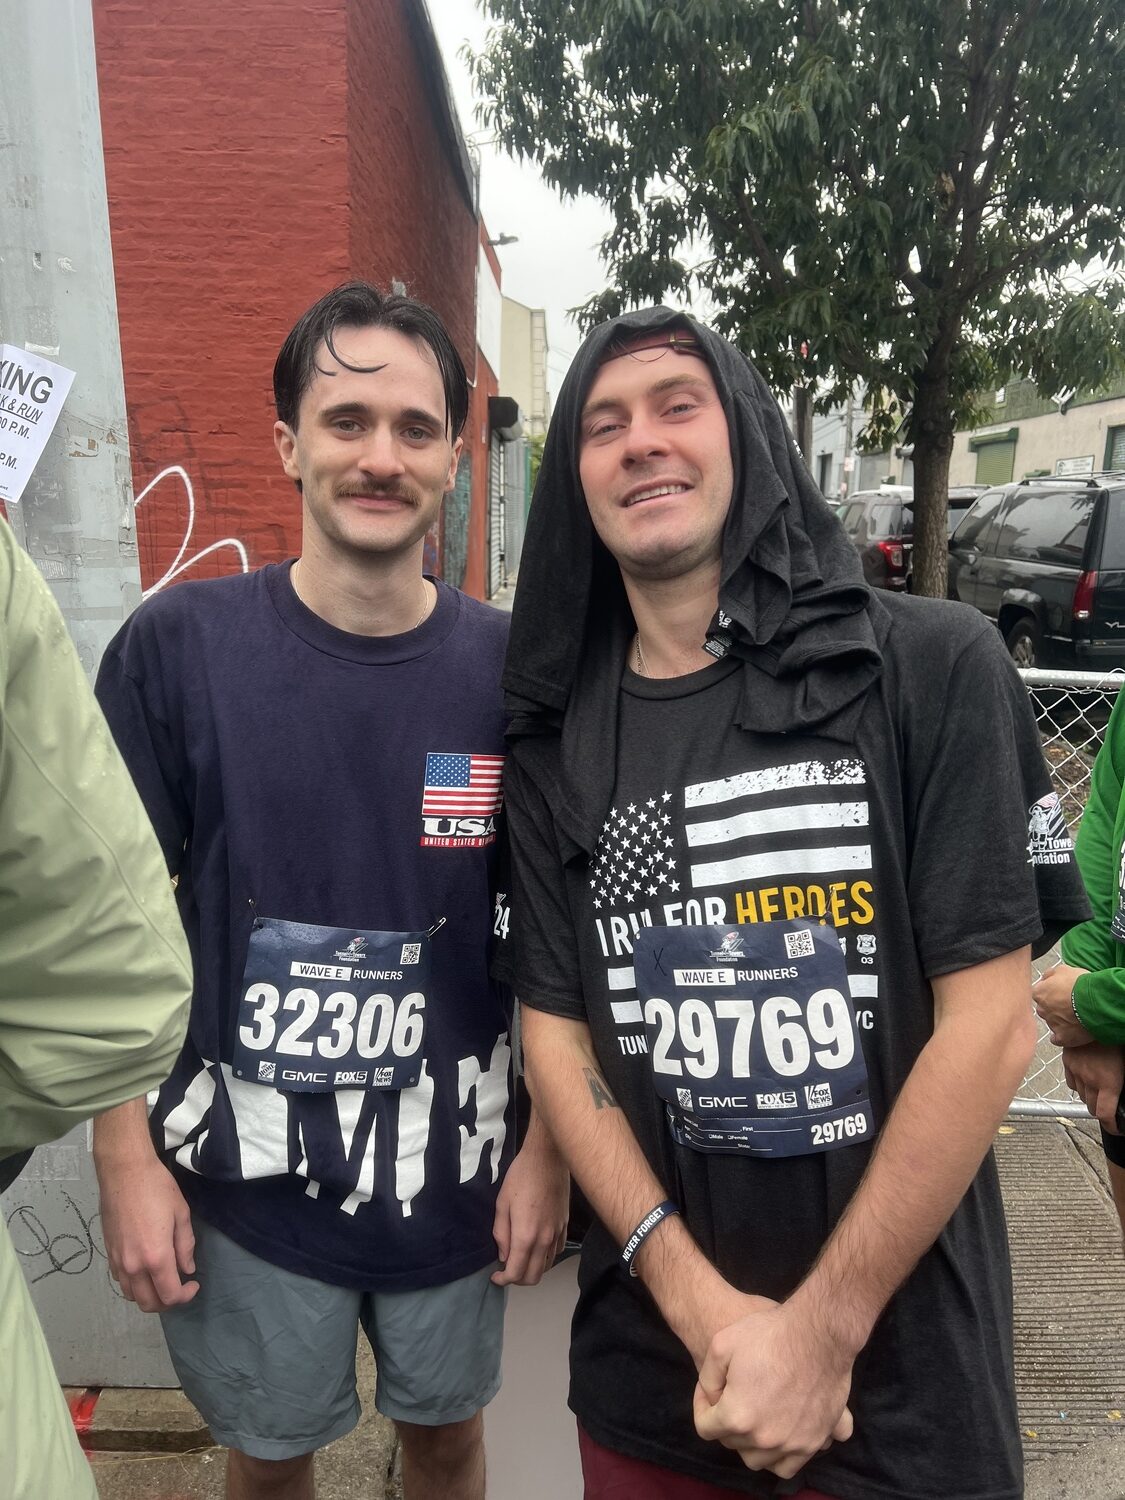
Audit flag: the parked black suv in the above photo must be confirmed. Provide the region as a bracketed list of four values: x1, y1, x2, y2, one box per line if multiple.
[947, 474, 1125, 668]
[946, 483, 989, 534]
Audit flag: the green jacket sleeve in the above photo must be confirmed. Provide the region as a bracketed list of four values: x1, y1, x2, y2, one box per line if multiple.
[1061, 688, 1125, 1042]
[0, 520, 191, 1155]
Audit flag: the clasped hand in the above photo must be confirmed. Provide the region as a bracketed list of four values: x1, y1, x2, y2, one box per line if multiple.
[690, 1289, 854, 1480]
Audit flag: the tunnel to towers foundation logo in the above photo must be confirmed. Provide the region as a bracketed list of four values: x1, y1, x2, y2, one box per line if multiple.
[1026, 792, 1075, 867]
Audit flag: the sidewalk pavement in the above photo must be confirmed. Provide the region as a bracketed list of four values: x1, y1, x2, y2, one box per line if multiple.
[1005, 1117, 1125, 1497]
[85, 1116, 1125, 1498]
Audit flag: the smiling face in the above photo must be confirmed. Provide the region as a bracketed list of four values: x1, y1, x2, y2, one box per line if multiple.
[577, 337, 734, 582]
[273, 325, 461, 563]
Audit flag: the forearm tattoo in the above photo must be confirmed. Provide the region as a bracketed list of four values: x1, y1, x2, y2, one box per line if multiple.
[583, 1066, 620, 1110]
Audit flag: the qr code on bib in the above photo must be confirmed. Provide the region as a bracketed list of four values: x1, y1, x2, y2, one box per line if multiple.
[785, 928, 816, 959]
[400, 943, 422, 965]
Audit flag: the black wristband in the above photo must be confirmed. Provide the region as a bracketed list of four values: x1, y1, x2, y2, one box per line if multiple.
[621, 1200, 679, 1277]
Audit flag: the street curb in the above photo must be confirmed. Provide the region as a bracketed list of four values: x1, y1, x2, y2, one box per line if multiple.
[66, 1386, 213, 1453]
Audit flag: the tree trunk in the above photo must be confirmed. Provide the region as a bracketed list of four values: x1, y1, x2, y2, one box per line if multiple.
[910, 359, 956, 599]
[792, 385, 814, 461]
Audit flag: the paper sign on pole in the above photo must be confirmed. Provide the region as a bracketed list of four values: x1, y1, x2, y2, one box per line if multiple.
[0, 344, 77, 503]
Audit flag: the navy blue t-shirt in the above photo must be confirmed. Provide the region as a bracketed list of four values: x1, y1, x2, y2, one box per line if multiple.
[96, 564, 514, 1290]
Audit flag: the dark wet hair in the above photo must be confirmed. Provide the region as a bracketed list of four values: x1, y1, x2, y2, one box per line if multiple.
[273, 281, 468, 438]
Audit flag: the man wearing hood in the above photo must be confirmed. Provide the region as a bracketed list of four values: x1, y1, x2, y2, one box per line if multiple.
[494, 309, 1089, 1499]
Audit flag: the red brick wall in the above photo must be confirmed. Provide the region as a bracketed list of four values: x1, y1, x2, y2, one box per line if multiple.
[346, 0, 477, 373]
[93, 0, 482, 594]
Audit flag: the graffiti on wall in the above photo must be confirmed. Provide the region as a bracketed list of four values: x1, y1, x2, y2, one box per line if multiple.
[134, 464, 249, 596]
[125, 395, 261, 593]
[5, 1191, 119, 1294]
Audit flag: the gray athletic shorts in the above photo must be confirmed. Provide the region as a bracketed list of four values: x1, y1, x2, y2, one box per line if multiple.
[160, 1217, 506, 1460]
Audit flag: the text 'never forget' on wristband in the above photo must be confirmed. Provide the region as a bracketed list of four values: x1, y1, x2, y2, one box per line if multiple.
[621, 1200, 679, 1277]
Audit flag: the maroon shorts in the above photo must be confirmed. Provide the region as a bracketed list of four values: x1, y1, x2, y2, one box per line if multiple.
[578, 1427, 839, 1499]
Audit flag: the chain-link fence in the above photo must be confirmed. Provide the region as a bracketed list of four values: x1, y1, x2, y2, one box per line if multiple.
[1014, 667, 1124, 1117]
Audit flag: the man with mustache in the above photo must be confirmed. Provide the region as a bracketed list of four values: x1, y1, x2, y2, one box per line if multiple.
[93, 282, 568, 1500]
[496, 308, 1089, 1499]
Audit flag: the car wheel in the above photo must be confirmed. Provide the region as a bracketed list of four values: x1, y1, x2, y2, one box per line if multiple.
[1005, 617, 1041, 668]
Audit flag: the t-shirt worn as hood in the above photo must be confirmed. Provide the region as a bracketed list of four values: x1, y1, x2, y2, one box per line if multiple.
[510, 304, 888, 858]
[503, 306, 888, 857]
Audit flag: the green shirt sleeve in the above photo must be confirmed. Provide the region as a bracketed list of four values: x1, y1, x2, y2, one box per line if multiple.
[1061, 688, 1125, 1042]
[0, 520, 191, 1154]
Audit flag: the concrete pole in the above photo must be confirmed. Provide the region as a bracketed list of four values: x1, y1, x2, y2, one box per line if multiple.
[0, 0, 139, 679]
[0, 0, 174, 1390]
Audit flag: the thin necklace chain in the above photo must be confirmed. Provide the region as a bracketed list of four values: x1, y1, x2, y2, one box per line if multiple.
[291, 559, 432, 629]
[633, 632, 648, 676]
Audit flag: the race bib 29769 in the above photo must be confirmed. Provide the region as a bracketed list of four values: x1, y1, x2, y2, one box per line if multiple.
[632, 921, 873, 1157]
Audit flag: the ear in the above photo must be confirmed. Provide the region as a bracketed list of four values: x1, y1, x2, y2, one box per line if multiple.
[274, 420, 301, 482]
[444, 436, 464, 494]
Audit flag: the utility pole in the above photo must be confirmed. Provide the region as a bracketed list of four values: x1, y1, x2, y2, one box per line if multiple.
[0, 0, 175, 1391]
[0, 0, 139, 679]
[791, 385, 814, 462]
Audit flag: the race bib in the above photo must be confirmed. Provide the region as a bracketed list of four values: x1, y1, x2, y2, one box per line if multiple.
[231, 918, 431, 1093]
[632, 921, 872, 1157]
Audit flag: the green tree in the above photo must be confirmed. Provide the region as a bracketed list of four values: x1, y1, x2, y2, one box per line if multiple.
[473, 0, 1125, 595]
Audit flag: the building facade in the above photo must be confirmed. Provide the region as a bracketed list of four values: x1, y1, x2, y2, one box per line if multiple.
[501, 298, 550, 438]
[948, 379, 1125, 487]
[92, 0, 495, 596]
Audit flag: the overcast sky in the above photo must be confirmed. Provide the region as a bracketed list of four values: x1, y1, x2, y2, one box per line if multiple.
[424, 0, 614, 399]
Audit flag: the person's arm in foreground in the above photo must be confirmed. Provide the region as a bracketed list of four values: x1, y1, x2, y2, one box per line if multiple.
[0, 521, 190, 1160]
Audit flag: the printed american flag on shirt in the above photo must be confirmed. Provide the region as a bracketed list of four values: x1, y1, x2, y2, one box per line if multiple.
[422, 753, 505, 818]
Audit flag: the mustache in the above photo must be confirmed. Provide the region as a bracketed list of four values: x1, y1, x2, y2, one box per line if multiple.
[335, 482, 419, 504]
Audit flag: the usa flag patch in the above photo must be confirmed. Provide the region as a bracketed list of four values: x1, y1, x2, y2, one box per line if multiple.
[420, 752, 504, 848]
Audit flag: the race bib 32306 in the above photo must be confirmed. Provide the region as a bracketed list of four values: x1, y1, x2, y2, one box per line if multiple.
[231, 918, 431, 1094]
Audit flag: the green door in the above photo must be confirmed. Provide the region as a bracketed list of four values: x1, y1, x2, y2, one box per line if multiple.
[975, 440, 1016, 486]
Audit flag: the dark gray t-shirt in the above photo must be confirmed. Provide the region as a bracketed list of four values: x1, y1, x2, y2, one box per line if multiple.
[498, 597, 1088, 1499]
